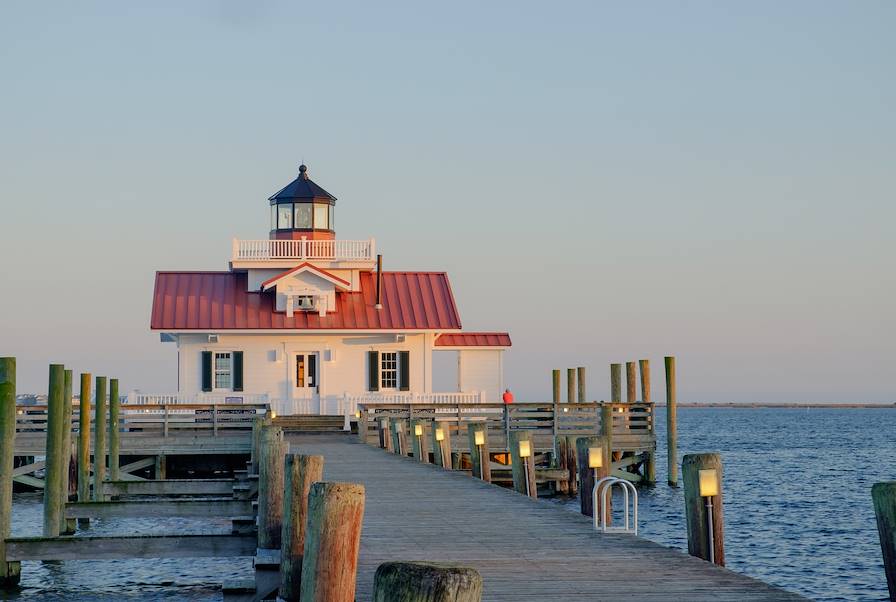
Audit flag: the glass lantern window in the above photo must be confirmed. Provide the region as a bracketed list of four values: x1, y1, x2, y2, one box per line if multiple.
[328, 205, 335, 230]
[277, 204, 293, 229]
[294, 203, 312, 229]
[313, 203, 329, 229]
[270, 204, 277, 230]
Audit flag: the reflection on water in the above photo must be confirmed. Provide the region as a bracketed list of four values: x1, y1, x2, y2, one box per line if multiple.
[7, 408, 895, 600]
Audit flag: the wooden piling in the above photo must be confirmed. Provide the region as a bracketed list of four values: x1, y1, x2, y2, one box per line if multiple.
[626, 362, 636, 403]
[872, 481, 896, 600]
[60, 369, 75, 534]
[300, 482, 365, 602]
[257, 426, 285, 549]
[610, 364, 622, 403]
[391, 420, 409, 457]
[564, 436, 579, 495]
[430, 420, 452, 470]
[43, 364, 65, 537]
[77, 373, 92, 507]
[154, 454, 167, 480]
[552, 369, 561, 404]
[509, 431, 536, 498]
[373, 562, 483, 602]
[280, 454, 324, 602]
[250, 415, 264, 474]
[665, 356, 678, 487]
[639, 360, 656, 484]
[410, 419, 429, 463]
[108, 378, 120, 482]
[576, 367, 586, 402]
[93, 376, 107, 500]
[576, 435, 610, 520]
[378, 417, 392, 452]
[682, 453, 724, 566]
[566, 368, 575, 404]
[467, 422, 491, 482]
[0, 357, 21, 588]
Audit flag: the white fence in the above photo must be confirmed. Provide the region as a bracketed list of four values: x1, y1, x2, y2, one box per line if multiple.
[232, 238, 375, 262]
[128, 392, 270, 405]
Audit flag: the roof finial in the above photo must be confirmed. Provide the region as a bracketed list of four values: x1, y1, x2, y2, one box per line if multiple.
[298, 163, 308, 180]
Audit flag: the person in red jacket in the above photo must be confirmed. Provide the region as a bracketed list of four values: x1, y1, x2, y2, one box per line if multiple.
[502, 388, 514, 404]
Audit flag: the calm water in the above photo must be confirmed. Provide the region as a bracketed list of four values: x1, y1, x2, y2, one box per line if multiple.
[6, 407, 896, 601]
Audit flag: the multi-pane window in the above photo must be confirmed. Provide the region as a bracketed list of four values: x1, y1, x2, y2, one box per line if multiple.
[381, 352, 398, 389]
[277, 204, 293, 229]
[294, 204, 312, 229]
[214, 352, 232, 390]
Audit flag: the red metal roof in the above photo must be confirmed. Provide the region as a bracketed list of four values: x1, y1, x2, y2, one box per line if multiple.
[435, 332, 511, 347]
[260, 262, 351, 290]
[151, 271, 462, 331]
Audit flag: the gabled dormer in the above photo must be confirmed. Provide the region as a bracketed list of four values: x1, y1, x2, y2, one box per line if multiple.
[260, 262, 351, 317]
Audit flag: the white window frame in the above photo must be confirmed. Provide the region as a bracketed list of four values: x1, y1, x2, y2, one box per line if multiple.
[213, 351, 233, 392]
[380, 351, 398, 390]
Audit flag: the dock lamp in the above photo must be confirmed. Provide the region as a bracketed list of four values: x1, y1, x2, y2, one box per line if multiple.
[474, 430, 486, 480]
[588, 446, 604, 483]
[698, 468, 720, 564]
[269, 410, 277, 419]
[519, 439, 532, 497]
[435, 427, 445, 442]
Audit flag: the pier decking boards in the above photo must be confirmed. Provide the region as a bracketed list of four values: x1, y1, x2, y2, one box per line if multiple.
[289, 433, 805, 602]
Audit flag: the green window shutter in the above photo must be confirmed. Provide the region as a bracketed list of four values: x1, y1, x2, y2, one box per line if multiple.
[201, 351, 212, 392]
[368, 351, 379, 391]
[233, 351, 244, 392]
[399, 351, 410, 391]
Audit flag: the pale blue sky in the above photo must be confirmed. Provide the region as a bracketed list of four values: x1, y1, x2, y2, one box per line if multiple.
[1, 1, 893, 401]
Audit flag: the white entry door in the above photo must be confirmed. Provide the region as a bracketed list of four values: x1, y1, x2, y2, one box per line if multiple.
[292, 352, 320, 414]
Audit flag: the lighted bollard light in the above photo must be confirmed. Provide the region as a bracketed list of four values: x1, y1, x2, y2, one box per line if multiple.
[474, 429, 486, 480]
[474, 430, 485, 446]
[355, 410, 361, 419]
[519, 439, 532, 497]
[414, 424, 423, 437]
[588, 445, 603, 483]
[698, 468, 720, 564]
[270, 410, 277, 419]
[435, 427, 445, 442]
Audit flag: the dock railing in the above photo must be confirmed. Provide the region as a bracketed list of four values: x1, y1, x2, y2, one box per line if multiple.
[232, 238, 375, 262]
[358, 401, 654, 453]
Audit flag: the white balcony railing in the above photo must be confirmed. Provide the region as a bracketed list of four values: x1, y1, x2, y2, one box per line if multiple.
[232, 238, 375, 262]
[128, 392, 270, 405]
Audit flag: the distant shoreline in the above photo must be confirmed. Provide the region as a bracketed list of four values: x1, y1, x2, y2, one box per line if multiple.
[656, 402, 896, 409]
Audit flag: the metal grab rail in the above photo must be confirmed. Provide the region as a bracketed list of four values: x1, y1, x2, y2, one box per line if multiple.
[593, 476, 639, 535]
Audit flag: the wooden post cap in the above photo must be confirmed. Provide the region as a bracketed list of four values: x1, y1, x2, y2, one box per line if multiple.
[373, 561, 483, 602]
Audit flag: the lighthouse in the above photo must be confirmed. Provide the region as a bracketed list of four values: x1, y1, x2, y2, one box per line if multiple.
[268, 164, 337, 241]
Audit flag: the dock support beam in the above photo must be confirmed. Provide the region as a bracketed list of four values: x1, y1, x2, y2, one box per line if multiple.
[510, 431, 536, 499]
[872, 482, 896, 600]
[280, 454, 323, 602]
[93, 376, 107, 500]
[300, 482, 365, 602]
[77, 373, 92, 524]
[43, 364, 65, 537]
[576, 367, 586, 402]
[640, 359, 656, 484]
[610, 364, 622, 403]
[576, 435, 610, 520]
[257, 426, 285, 550]
[109, 378, 120, 482]
[683, 453, 724, 566]
[430, 420, 452, 470]
[665, 356, 678, 486]
[60, 369, 75, 534]
[1, 357, 22, 588]
[373, 562, 483, 602]
[467, 422, 491, 483]
[566, 368, 575, 404]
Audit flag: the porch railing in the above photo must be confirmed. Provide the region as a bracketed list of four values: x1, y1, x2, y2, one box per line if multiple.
[232, 238, 375, 262]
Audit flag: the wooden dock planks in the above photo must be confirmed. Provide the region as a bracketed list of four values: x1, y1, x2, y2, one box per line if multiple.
[287, 434, 806, 602]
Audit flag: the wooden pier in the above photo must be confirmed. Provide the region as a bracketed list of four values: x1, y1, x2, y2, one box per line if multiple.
[289, 432, 804, 601]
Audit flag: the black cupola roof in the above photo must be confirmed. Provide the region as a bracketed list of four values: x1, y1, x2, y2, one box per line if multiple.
[268, 164, 337, 203]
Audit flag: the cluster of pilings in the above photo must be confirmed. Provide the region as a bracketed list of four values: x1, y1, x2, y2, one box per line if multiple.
[245, 417, 483, 601]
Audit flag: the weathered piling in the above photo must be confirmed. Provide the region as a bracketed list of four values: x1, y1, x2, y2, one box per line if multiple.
[43, 364, 66, 537]
[280, 454, 323, 602]
[300, 482, 365, 602]
[576, 367, 586, 402]
[1, 357, 21, 588]
[60, 369, 75, 534]
[391, 420, 409, 457]
[576, 435, 610, 520]
[154, 454, 167, 480]
[250, 415, 265, 474]
[378, 417, 392, 452]
[626, 362, 636, 403]
[683, 453, 724, 566]
[430, 421, 452, 470]
[510, 431, 536, 498]
[552, 369, 561, 404]
[373, 562, 483, 602]
[566, 368, 575, 404]
[108, 378, 120, 482]
[639, 359, 656, 484]
[872, 481, 896, 600]
[564, 435, 579, 495]
[467, 422, 491, 482]
[665, 356, 678, 486]
[257, 426, 286, 549]
[77, 373, 92, 506]
[411, 420, 429, 463]
[93, 376, 107, 500]
[610, 364, 622, 403]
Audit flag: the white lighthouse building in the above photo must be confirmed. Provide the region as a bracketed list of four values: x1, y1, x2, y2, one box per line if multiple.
[149, 165, 511, 416]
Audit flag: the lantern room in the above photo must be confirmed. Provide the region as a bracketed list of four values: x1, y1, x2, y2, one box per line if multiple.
[268, 164, 336, 241]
